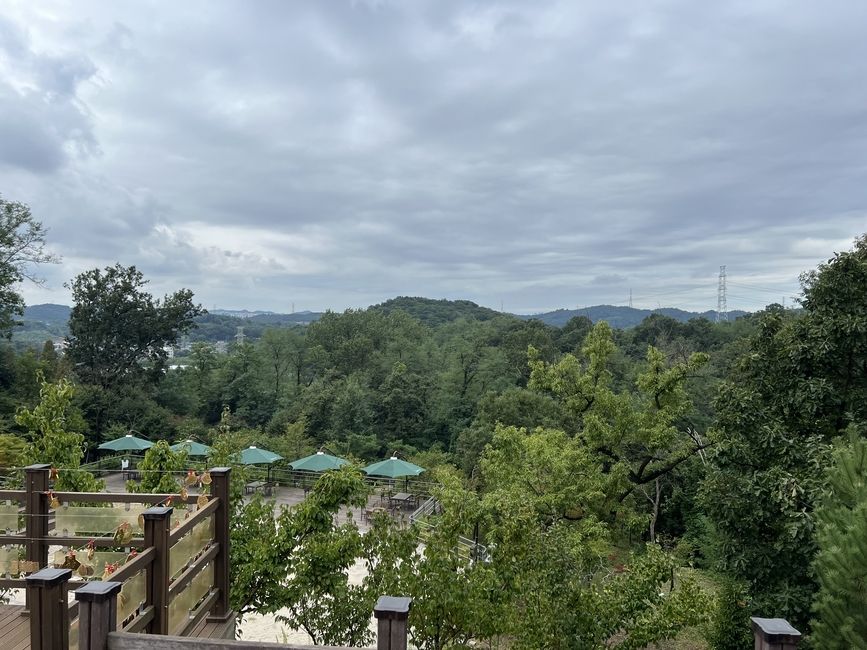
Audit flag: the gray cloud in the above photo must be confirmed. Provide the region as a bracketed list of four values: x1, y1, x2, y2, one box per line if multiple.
[2, 0, 866, 314]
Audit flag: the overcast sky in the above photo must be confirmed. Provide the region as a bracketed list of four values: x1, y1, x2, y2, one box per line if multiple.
[2, 1, 865, 315]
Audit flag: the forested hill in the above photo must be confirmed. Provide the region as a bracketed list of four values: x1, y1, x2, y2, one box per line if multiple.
[523, 305, 749, 328]
[370, 296, 505, 325]
[12, 298, 749, 346]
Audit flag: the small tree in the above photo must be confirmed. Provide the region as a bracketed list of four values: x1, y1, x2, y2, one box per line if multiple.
[16, 375, 102, 491]
[810, 431, 867, 648]
[127, 441, 186, 494]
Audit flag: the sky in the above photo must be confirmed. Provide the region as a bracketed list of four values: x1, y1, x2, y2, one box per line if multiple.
[1, 1, 866, 315]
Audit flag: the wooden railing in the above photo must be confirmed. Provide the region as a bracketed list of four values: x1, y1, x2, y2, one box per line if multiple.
[24, 567, 411, 650]
[0, 464, 234, 645]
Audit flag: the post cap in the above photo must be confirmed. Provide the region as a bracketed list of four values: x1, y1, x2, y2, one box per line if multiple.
[209, 467, 231, 475]
[142, 506, 173, 520]
[751, 617, 801, 642]
[75, 580, 123, 602]
[26, 567, 72, 587]
[23, 463, 52, 472]
[374, 596, 412, 619]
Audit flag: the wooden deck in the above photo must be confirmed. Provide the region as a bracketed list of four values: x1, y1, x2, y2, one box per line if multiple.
[0, 606, 29, 650]
[0, 604, 236, 648]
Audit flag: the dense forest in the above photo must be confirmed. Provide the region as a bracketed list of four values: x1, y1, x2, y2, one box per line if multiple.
[2, 195, 867, 648]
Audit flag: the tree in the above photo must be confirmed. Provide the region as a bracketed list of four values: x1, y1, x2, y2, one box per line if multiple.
[66, 264, 204, 388]
[0, 196, 59, 337]
[127, 441, 186, 494]
[810, 430, 867, 648]
[16, 375, 102, 491]
[703, 237, 867, 628]
[528, 322, 710, 508]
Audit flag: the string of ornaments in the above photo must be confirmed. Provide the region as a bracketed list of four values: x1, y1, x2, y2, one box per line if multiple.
[49, 467, 213, 581]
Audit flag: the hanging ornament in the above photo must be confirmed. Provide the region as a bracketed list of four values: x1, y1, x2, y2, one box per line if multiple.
[113, 522, 133, 546]
[86, 539, 96, 561]
[180, 487, 189, 501]
[184, 470, 198, 486]
[137, 513, 145, 530]
[77, 562, 93, 578]
[101, 562, 117, 581]
[200, 471, 212, 486]
[49, 492, 60, 509]
[61, 550, 80, 571]
[49, 467, 59, 481]
[197, 494, 208, 508]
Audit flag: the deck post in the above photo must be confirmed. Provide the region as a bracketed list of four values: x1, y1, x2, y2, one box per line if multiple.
[26, 567, 72, 650]
[374, 596, 412, 650]
[24, 463, 50, 569]
[751, 617, 801, 650]
[75, 581, 122, 650]
[143, 505, 173, 635]
[24, 463, 51, 613]
[207, 467, 232, 622]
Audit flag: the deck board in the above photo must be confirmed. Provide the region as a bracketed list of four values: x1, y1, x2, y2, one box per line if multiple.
[0, 604, 235, 647]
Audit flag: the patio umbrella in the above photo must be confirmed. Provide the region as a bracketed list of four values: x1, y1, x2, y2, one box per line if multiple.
[170, 440, 212, 457]
[289, 451, 349, 472]
[98, 434, 154, 452]
[239, 445, 283, 465]
[240, 445, 284, 482]
[362, 456, 425, 479]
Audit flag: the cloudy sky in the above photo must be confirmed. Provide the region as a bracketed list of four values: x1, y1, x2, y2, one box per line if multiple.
[1, 1, 865, 314]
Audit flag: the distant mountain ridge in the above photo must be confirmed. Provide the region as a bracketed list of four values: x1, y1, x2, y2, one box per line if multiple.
[520, 305, 749, 328]
[12, 298, 750, 346]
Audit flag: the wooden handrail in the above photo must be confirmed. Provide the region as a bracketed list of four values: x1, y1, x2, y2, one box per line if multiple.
[0, 533, 148, 547]
[122, 605, 154, 633]
[110, 547, 156, 584]
[168, 544, 219, 597]
[169, 497, 219, 543]
[53, 492, 199, 505]
[0, 489, 25, 501]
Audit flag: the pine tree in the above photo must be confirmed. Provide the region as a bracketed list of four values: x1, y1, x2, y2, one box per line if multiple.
[810, 430, 867, 648]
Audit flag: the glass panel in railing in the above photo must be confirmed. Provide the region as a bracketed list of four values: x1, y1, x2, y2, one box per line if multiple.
[54, 504, 148, 536]
[69, 615, 79, 650]
[168, 561, 214, 634]
[117, 570, 147, 626]
[52, 549, 128, 578]
[168, 515, 213, 579]
[0, 504, 18, 532]
[0, 545, 23, 576]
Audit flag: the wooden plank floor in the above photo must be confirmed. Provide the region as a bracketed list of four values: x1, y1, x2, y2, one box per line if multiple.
[0, 604, 235, 647]
[0, 606, 30, 650]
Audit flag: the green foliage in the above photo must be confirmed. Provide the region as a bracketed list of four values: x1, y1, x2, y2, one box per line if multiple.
[528, 321, 710, 525]
[0, 433, 26, 467]
[66, 264, 204, 388]
[127, 441, 187, 494]
[702, 237, 867, 629]
[706, 578, 753, 650]
[16, 375, 102, 491]
[810, 430, 867, 648]
[230, 466, 388, 646]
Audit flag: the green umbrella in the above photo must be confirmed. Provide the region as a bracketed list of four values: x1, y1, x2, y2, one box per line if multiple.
[362, 456, 425, 479]
[170, 440, 212, 457]
[98, 434, 154, 452]
[239, 445, 283, 465]
[289, 451, 349, 472]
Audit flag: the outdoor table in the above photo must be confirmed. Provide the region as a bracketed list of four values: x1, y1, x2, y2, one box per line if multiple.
[390, 492, 415, 509]
[245, 480, 266, 494]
